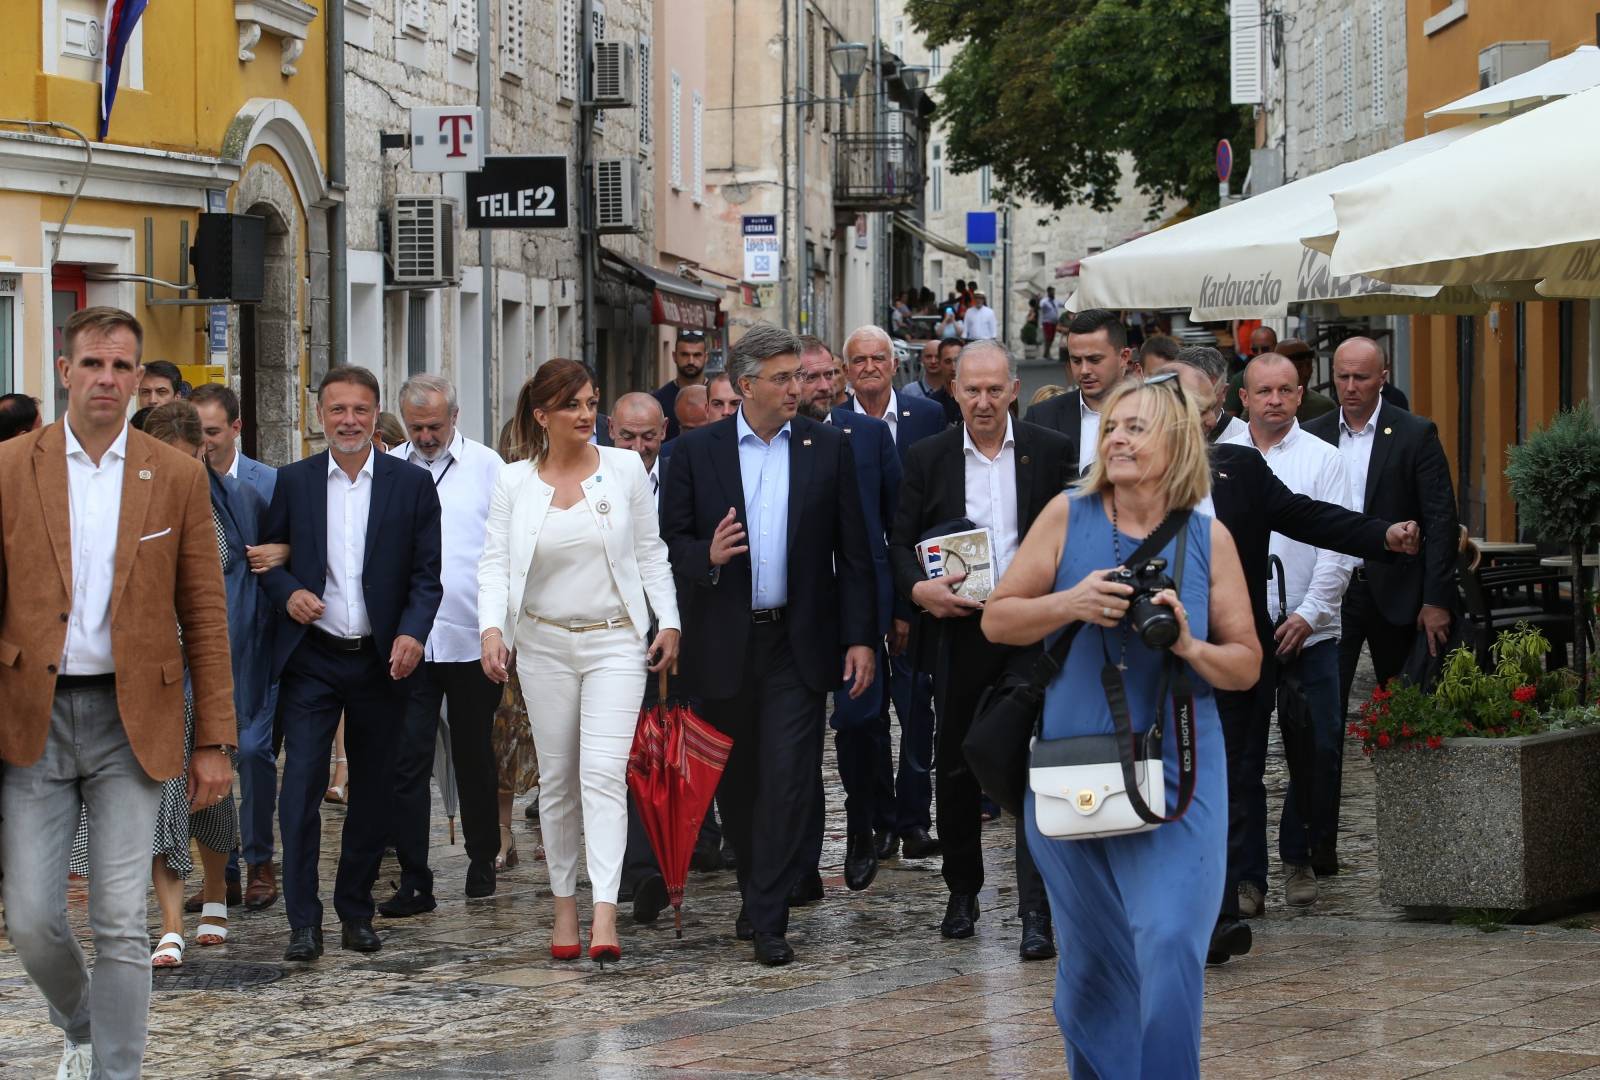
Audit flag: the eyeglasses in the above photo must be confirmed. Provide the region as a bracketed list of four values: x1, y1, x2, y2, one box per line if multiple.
[754, 370, 803, 387]
[677, 331, 707, 344]
[1141, 370, 1187, 406]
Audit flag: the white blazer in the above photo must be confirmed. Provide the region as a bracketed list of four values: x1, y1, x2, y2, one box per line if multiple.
[478, 445, 680, 645]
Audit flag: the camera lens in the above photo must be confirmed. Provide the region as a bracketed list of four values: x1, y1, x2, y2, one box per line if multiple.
[1130, 595, 1178, 649]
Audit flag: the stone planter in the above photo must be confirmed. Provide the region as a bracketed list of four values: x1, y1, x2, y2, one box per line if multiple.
[1373, 726, 1600, 911]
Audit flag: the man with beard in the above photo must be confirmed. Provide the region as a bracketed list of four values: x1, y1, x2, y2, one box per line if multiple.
[653, 330, 710, 440]
[380, 375, 506, 915]
[260, 366, 442, 961]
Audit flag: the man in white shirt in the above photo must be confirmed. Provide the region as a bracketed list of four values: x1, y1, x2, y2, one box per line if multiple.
[380, 375, 506, 915]
[961, 289, 999, 341]
[1222, 354, 1355, 912]
[1038, 286, 1063, 352]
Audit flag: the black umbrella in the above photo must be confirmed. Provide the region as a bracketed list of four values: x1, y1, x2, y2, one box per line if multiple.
[1271, 556, 1317, 825]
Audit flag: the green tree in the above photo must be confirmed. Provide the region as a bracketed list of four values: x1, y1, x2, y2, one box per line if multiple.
[908, 0, 1254, 215]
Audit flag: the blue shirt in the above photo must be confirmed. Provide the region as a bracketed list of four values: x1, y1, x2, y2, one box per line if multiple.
[736, 407, 791, 609]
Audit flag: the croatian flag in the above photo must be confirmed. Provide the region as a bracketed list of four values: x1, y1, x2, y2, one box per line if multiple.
[925, 544, 945, 579]
[99, 0, 150, 139]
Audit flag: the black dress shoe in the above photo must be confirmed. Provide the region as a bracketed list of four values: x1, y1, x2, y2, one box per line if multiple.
[1018, 911, 1056, 961]
[690, 838, 722, 873]
[283, 926, 323, 962]
[844, 832, 879, 892]
[787, 870, 824, 907]
[524, 799, 539, 820]
[753, 932, 794, 966]
[377, 888, 437, 918]
[465, 860, 496, 899]
[720, 842, 738, 870]
[735, 906, 753, 942]
[632, 874, 669, 924]
[899, 827, 942, 859]
[341, 918, 382, 953]
[875, 828, 899, 860]
[940, 893, 979, 939]
[1207, 917, 1254, 966]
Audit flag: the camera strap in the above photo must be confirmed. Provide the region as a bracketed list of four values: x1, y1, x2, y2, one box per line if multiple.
[1098, 518, 1197, 826]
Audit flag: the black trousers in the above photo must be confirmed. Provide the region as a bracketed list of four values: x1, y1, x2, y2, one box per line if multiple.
[277, 634, 409, 929]
[702, 621, 825, 937]
[1335, 575, 1418, 841]
[932, 618, 1048, 916]
[1215, 664, 1275, 921]
[390, 660, 503, 896]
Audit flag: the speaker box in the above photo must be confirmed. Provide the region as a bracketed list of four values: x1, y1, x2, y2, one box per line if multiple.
[190, 213, 266, 302]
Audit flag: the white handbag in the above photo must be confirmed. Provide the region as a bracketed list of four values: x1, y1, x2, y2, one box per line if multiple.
[1030, 731, 1165, 840]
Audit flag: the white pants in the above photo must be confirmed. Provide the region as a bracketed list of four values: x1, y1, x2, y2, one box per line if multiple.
[515, 621, 644, 904]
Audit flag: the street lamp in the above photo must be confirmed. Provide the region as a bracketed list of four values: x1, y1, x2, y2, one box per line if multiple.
[899, 65, 929, 93]
[829, 42, 870, 100]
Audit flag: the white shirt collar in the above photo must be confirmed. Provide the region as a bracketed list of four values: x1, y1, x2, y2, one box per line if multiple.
[1249, 417, 1303, 453]
[1080, 393, 1099, 420]
[962, 414, 1015, 457]
[406, 427, 463, 467]
[225, 448, 241, 478]
[1340, 400, 1382, 437]
[64, 418, 129, 464]
[328, 444, 377, 478]
[853, 388, 898, 422]
[736, 407, 790, 445]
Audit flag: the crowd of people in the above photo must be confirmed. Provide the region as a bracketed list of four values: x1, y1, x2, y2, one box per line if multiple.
[0, 300, 1458, 1078]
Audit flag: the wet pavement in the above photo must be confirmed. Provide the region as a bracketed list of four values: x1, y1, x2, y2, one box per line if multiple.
[4, 658, 1600, 1077]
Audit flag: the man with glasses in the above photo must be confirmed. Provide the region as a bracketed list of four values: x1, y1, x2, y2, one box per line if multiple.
[652, 330, 710, 441]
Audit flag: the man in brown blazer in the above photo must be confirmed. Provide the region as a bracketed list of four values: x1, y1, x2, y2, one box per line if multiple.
[0, 307, 234, 1080]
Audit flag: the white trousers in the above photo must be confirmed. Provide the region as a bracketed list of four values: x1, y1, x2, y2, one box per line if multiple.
[515, 621, 644, 904]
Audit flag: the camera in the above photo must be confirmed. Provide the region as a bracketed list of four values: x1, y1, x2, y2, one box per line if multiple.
[1109, 557, 1179, 649]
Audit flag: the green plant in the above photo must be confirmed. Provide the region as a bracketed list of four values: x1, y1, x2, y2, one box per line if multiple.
[1506, 405, 1600, 699]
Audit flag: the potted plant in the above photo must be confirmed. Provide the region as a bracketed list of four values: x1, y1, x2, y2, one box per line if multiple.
[1506, 405, 1600, 699]
[1354, 625, 1600, 912]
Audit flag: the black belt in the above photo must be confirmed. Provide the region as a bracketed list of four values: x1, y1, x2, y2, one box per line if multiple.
[308, 626, 374, 653]
[56, 672, 115, 691]
[751, 607, 786, 624]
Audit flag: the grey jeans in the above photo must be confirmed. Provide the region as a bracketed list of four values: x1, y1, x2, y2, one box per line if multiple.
[1, 684, 163, 1080]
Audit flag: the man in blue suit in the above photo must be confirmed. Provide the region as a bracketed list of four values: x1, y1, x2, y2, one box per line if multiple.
[259, 367, 442, 962]
[842, 325, 946, 864]
[191, 383, 282, 911]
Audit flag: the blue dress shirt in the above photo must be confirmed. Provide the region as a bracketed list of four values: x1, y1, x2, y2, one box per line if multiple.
[736, 408, 791, 609]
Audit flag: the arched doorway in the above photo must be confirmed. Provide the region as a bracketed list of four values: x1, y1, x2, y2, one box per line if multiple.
[238, 201, 296, 463]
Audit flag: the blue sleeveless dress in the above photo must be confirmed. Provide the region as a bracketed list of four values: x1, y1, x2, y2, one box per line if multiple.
[1025, 494, 1226, 1080]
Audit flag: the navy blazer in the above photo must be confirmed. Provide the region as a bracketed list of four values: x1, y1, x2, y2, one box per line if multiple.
[660, 413, 876, 699]
[845, 393, 945, 461]
[830, 407, 902, 634]
[210, 470, 272, 724]
[235, 451, 278, 506]
[259, 450, 444, 679]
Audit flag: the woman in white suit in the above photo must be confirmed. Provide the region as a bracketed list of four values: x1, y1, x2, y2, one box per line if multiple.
[479, 358, 680, 964]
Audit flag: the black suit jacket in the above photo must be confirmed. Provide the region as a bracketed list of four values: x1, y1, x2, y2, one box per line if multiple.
[1209, 443, 1395, 645]
[889, 421, 1075, 610]
[260, 450, 444, 679]
[1302, 403, 1457, 626]
[660, 413, 876, 699]
[1022, 390, 1084, 473]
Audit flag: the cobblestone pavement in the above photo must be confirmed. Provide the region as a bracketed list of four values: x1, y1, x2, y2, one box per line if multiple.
[4, 658, 1600, 1078]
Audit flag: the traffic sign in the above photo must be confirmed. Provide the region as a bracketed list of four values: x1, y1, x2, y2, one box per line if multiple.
[1216, 139, 1233, 184]
[742, 215, 779, 284]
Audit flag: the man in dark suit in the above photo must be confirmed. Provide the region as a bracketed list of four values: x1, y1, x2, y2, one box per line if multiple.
[889, 340, 1074, 961]
[661, 323, 877, 966]
[260, 366, 443, 962]
[1022, 307, 1127, 473]
[797, 337, 901, 893]
[1149, 347, 1421, 965]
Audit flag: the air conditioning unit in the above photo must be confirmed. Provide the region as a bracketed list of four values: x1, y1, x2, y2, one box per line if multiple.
[1479, 41, 1549, 89]
[387, 195, 458, 286]
[593, 158, 640, 233]
[592, 41, 636, 107]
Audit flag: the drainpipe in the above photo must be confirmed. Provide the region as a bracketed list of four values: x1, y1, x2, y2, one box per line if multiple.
[795, 4, 806, 333]
[779, 0, 790, 327]
[479, 0, 494, 436]
[581, 0, 597, 378]
[327, 0, 347, 369]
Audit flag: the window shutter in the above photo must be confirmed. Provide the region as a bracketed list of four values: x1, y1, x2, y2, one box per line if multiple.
[1229, 0, 1262, 105]
[559, 0, 578, 100]
[670, 71, 683, 190]
[1340, 16, 1355, 137]
[1313, 31, 1327, 146]
[403, 0, 429, 35]
[638, 35, 652, 150]
[692, 90, 704, 204]
[591, 1, 607, 132]
[1370, 1, 1388, 125]
[449, 0, 477, 56]
[500, 0, 526, 79]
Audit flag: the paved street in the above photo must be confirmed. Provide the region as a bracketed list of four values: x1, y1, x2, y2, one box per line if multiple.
[5, 660, 1600, 1079]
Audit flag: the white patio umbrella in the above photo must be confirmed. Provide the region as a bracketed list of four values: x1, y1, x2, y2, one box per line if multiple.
[1070, 120, 1496, 321]
[1308, 85, 1600, 299]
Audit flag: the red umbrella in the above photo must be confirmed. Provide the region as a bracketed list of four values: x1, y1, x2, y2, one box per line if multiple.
[627, 670, 733, 938]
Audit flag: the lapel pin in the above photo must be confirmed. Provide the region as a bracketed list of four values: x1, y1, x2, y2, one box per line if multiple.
[803, 438, 812, 446]
[1383, 427, 1392, 435]
[1020, 455, 1031, 464]
[594, 498, 612, 515]
[138, 469, 152, 480]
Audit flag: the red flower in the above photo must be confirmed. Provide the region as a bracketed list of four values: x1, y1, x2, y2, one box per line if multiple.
[1401, 724, 1414, 738]
[1426, 735, 1443, 749]
[1377, 733, 1391, 749]
[1372, 687, 1393, 702]
[1511, 709, 1523, 721]
[1512, 685, 1537, 704]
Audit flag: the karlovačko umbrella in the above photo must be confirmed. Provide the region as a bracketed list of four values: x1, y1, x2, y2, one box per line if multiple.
[627, 670, 733, 938]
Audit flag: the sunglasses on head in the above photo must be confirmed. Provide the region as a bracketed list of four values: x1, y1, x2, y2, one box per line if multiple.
[1141, 370, 1187, 405]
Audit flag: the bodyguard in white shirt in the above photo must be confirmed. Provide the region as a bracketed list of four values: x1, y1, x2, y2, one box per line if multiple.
[381, 375, 507, 915]
[1223, 354, 1355, 911]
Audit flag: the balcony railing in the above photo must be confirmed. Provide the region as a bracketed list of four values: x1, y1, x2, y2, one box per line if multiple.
[833, 131, 922, 211]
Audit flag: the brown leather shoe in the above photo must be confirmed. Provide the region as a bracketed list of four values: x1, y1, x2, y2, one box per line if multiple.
[244, 863, 279, 910]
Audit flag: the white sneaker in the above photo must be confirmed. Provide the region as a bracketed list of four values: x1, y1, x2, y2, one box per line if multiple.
[57, 1039, 93, 1080]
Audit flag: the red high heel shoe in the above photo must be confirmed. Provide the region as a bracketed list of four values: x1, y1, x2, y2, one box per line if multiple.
[589, 943, 621, 969]
[550, 943, 581, 961]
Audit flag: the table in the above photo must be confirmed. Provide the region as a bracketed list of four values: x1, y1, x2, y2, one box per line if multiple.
[1472, 540, 1538, 557]
[1540, 554, 1600, 569]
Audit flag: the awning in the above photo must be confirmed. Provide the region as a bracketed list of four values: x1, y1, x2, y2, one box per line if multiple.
[1069, 120, 1498, 320]
[599, 250, 724, 330]
[892, 212, 981, 269]
[1426, 45, 1600, 118]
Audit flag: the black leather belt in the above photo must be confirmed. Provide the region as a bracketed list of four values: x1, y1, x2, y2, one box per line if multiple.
[308, 626, 374, 652]
[56, 673, 115, 691]
[751, 607, 786, 624]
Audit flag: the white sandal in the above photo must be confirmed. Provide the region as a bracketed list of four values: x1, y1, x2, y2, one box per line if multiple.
[195, 902, 229, 946]
[151, 932, 185, 968]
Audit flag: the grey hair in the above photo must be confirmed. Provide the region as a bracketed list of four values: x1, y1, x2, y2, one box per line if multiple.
[955, 338, 1017, 380]
[843, 324, 893, 360]
[1173, 345, 1227, 383]
[727, 323, 803, 390]
[399, 372, 458, 412]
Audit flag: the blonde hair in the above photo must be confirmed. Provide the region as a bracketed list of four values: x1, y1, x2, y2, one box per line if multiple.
[1029, 384, 1068, 406]
[1075, 379, 1211, 510]
[143, 400, 203, 452]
